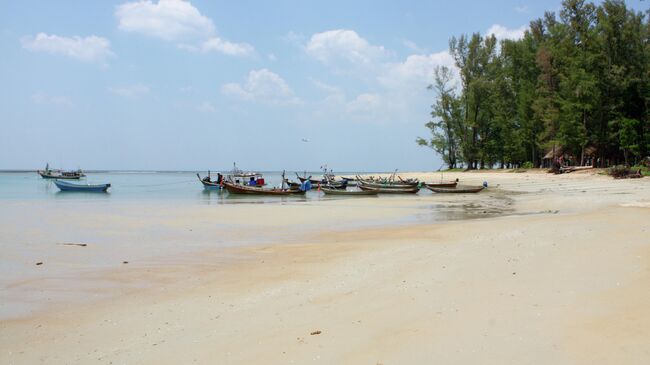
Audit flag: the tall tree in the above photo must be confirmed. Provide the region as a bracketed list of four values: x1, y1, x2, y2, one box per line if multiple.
[418, 0, 648, 168]
[417, 66, 462, 169]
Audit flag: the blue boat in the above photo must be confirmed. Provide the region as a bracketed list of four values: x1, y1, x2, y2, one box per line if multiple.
[54, 180, 111, 192]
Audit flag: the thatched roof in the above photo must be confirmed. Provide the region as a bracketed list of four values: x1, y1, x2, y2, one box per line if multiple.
[584, 145, 598, 156]
[542, 145, 597, 159]
[543, 146, 566, 160]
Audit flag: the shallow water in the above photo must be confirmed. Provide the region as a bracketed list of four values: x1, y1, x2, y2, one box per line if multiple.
[0, 171, 326, 202]
[0, 171, 518, 319]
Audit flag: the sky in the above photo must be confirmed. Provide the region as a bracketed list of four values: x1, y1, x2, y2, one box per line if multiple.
[0, 0, 646, 171]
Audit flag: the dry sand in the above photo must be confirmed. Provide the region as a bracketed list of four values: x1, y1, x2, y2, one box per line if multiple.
[1, 170, 649, 364]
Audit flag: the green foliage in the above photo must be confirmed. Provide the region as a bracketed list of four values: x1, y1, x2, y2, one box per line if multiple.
[522, 161, 535, 169]
[418, 0, 649, 169]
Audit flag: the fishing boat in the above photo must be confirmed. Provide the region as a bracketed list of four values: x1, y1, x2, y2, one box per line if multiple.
[222, 181, 306, 195]
[54, 180, 110, 192]
[426, 185, 484, 193]
[197, 172, 224, 190]
[424, 181, 458, 188]
[321, 187, 378, 196]
[296, 173, 321, 184]
[358, 181, 418, 189]
[230, 162, 261, 179]
[296, 173, 348, 189]
[356, 174, 419, 188]
[358, 185, 420, 194]
[38, 163, 85, 179]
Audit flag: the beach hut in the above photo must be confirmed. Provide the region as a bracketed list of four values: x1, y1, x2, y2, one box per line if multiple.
[581, 145, 598, 167]
[541, 146, 573, 168]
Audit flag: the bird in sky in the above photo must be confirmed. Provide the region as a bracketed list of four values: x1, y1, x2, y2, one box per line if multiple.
[301, 138, 310, 143]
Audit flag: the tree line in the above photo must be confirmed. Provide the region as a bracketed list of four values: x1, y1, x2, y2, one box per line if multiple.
[417, 0, 649, 169]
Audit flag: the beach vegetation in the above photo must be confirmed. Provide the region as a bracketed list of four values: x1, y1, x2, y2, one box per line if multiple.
[419, 0, 649, 170]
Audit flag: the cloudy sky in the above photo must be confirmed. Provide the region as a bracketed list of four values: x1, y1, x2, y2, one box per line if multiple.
[1, 0, 644, 171]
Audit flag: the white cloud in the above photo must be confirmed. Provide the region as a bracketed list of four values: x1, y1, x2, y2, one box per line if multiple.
[197, 101, 216, 113]
[379, 51, 457, 89]
[486, 24, 527, 41]
[116, 0, 214, 41]
[306, 29, 387, 65]
[346, 93, 380, 112]
[303, 29, 459, 124]
[109, 84, 150, 97]
[31, 92, 73, 107]
[281, 31, 305, 46]
[116, 0, 253, 56]
[221, 69, 299, 105]
[311, 79, 342, 95]
[21, 33, 113, 63]
[402, 39, 426, 54]
[196, 37, 255, 55]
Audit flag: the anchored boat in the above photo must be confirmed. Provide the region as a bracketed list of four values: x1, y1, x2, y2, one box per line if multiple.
[54, 180, 110, 192]
[426, 185, 484, 194]
[38, 163, 85, 179]
[222, 181, 306, 195]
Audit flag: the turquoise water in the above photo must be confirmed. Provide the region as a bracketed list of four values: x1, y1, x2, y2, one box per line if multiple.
[0, 171, 363, 202]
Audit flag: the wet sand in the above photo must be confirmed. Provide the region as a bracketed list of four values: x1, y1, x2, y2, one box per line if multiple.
[1, 170, 649, 364]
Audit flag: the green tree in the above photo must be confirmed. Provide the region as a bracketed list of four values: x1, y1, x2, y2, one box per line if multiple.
[417, 66, 462, 168]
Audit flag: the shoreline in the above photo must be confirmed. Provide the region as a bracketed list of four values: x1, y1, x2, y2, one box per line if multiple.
[1, 171, 649, 364]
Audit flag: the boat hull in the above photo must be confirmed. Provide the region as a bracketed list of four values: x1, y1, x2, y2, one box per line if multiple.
[223, 181, 306, 195]
[427, 185, 484, 193]
[358, 185, 419, 194]
[54, 180, 110, 192]
[425, 181, 458, 188]
[197, 174, 223, 190]
[321, 188, 377, 196]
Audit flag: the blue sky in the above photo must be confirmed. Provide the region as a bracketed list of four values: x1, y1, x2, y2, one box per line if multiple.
[0, 0, 645, 171]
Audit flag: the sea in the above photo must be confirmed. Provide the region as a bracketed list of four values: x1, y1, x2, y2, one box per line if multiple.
[0, 170, 515, 319]
[0, 170, 362, 202]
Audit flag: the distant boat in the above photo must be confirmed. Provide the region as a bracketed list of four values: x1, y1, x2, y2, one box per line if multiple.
[321, 187, 378, 196]
[358, 185, 420, 194]
[197, 172, 223, 190]
[230, 162, 260, 179]
[356, 175, 419, 189]
[424, 181, 458, 188]
[426, 185, 484, 193]
[54, 180, 110, 192]
[38, 163, 85, 180]
[222, 181, 306, 196]
[296, 172, 348, 189]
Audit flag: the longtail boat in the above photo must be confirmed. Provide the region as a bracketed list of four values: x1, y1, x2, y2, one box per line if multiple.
[356, 175, 419, 188]
[296, 173, 321, 184]
[321, 187, 378, 196]
[197, 172, 223, 190]
[358, 185, 420, 194]
[424, 181, 458, 188]
[223, 181, 306, 196]
[358, 181, 418, 189]
[427, 185, 484, 193]
[54, 180, 110, 192]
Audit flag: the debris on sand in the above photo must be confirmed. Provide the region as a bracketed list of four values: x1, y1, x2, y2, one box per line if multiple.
[35, 262, 43, 265]
[310, 330, 322, 335]
[58, 243, 88, 247]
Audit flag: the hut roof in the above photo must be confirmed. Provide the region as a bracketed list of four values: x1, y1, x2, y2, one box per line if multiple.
[543, 145, 597, 159]
[543, 146, 565, 160]
[584, 145, 598, 156]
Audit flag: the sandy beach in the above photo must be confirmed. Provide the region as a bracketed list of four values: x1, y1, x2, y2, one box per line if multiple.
[1, 170, 649, 364]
